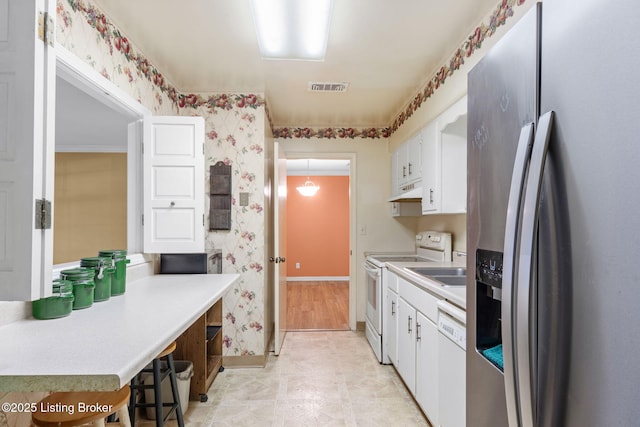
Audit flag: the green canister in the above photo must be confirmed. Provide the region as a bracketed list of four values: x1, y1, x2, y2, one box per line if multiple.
[80, 257, 114, 302]
[98, 250, 129, 296]
[61, 268, 96, 310]
[32, 279, 75, 320]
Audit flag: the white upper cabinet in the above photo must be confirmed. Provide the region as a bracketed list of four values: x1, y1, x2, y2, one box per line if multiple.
[0, 0, 56, 301]
[421, 120, 439, 212]
[407, 133, 422, 183]
[143, 116, 205, 254]
[422, 96, 467, 215]
[393, 131, 422, 194]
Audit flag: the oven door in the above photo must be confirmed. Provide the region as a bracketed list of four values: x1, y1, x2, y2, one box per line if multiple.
[364, 260, 382, 334]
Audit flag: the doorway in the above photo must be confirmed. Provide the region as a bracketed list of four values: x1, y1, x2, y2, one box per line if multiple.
[54, 48, 149, 265]
[285, 158, 354, 331]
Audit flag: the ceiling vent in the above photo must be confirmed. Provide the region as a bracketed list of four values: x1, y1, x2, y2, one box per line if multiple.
[308, 82, 349, 93]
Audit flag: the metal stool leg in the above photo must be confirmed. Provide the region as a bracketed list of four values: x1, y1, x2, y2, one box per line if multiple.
[128, 375, 138, 426]
[166, 353, 185, 427]
[152, 358, 164, 427]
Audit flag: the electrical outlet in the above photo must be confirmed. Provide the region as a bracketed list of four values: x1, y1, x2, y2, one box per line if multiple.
[239, 192, 249, 206]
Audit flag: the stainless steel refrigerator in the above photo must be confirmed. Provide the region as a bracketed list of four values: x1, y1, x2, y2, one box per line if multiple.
[467, 1, 640, 426]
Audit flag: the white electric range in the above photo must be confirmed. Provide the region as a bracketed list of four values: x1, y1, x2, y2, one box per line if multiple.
[363, 231, 452, 363]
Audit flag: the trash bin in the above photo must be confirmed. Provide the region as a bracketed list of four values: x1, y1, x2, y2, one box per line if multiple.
[142, 360, 193, 420]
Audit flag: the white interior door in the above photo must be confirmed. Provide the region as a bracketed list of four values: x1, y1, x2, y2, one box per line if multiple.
[0, 0, 56, 300]
[143, 116, 205, 253]
[273, 142, 288, 355]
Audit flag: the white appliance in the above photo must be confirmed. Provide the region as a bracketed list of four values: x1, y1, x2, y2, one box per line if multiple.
[467, 1, 640, 425]
[364, 231, 452, 363]
[437, 300, 466, 427]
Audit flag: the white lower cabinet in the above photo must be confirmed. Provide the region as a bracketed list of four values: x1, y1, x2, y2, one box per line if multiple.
[397, 297, 417, 393]
[394, 277, 440, 425]
[383, 268, 400, 365]
[385, 287, 399, 365]
[416, 311, 439, 426]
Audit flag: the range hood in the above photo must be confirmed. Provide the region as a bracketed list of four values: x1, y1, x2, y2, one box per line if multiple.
[388, 185, 422, 202]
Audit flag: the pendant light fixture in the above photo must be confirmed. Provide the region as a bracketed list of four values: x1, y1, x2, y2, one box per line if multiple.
[297, 177, 320, 197]
[296, 160, 320, 197]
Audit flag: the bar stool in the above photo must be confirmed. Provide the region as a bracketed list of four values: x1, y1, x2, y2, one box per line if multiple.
[32, 385, 131, 427]
[129, 341, 184, 427]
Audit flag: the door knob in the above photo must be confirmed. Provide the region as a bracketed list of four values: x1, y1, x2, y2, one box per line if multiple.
[269, 257, 276, 263]
[278, 257, 286, 263]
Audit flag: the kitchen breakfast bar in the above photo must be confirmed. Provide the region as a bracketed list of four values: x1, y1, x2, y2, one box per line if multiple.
[0, 274, 239, 393]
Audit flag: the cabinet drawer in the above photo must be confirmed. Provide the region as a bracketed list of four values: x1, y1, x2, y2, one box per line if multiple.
[398, 277, 440, 322]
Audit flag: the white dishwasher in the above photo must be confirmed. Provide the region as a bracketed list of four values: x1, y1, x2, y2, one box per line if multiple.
[437, 300, 466, 427]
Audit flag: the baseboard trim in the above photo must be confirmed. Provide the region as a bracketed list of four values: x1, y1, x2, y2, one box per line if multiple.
[222, 355, 268, 368]
[356, 321, 366, 331]
[287, 276, 349, 282]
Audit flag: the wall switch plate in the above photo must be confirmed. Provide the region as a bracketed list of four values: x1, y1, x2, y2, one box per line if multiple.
[295, 262, 300, 269]
[239, 192, 249, 206]
[359, 224, 367, 235]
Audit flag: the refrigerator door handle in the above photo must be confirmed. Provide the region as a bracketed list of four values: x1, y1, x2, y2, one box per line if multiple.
[502, 122, 535, 427]
[516, 111, 554, 427]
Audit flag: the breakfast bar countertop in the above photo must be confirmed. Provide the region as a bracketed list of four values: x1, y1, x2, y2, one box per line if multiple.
[0, 273, 239, 392]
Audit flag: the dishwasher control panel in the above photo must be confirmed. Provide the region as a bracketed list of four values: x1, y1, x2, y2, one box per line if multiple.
[438, 312, 466, 350]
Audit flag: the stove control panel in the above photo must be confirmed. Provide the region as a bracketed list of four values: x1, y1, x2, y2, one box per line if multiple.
[416, 231, 452, 250]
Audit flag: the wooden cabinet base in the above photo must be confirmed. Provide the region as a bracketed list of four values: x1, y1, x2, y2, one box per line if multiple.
[175, 298, 223, 401]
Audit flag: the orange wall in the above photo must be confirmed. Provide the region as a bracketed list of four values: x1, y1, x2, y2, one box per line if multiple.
[286, 176, 349, 277]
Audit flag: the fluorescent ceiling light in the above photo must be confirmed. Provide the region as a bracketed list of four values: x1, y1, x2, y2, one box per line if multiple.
[250, 0, 333, 60]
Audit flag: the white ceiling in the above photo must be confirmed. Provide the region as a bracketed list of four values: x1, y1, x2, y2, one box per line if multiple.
[90, 0, 499, 128]
[55, 76, 130, 151]
[286, 159, 350, 176]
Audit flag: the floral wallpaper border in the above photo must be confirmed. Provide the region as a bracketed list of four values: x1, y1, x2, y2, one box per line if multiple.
[268, 0, 529, 139]
[64, 0, 527, 138]
[62, 0, 266, 112]
[387, 0, 528, 135]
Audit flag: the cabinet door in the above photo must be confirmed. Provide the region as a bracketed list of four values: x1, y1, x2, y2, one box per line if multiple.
[415, 312, 439, 425]
[0, 0, 56, 300]
[384, 288, 398, 365]
[397, 297, 416, 393]
[407, 134, 422, 183]
[440, 114, 467, 213]
[143, 116, 205, 253]
[396, 143, 408, 187]
[421, 120, 440, 213]
[390, 149, 399, 197]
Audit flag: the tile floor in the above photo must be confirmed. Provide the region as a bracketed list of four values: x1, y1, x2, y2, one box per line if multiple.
[138, 331, 430, 427]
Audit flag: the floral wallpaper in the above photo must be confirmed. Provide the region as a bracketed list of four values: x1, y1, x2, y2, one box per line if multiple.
[57, 0, 269, 357]
[201, 101, 267, 356]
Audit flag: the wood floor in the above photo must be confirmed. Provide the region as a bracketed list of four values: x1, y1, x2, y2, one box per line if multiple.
[286, 281, 349, 331]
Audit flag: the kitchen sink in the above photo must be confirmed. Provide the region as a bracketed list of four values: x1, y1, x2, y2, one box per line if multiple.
[406, 267, 467, 287]
[431, 275, 467, 287]
[408, 267, 466, 276]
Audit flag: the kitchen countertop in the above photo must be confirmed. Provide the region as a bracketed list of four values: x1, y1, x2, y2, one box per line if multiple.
[386, 260, 467, 309]
[0, 273, 239, 392]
